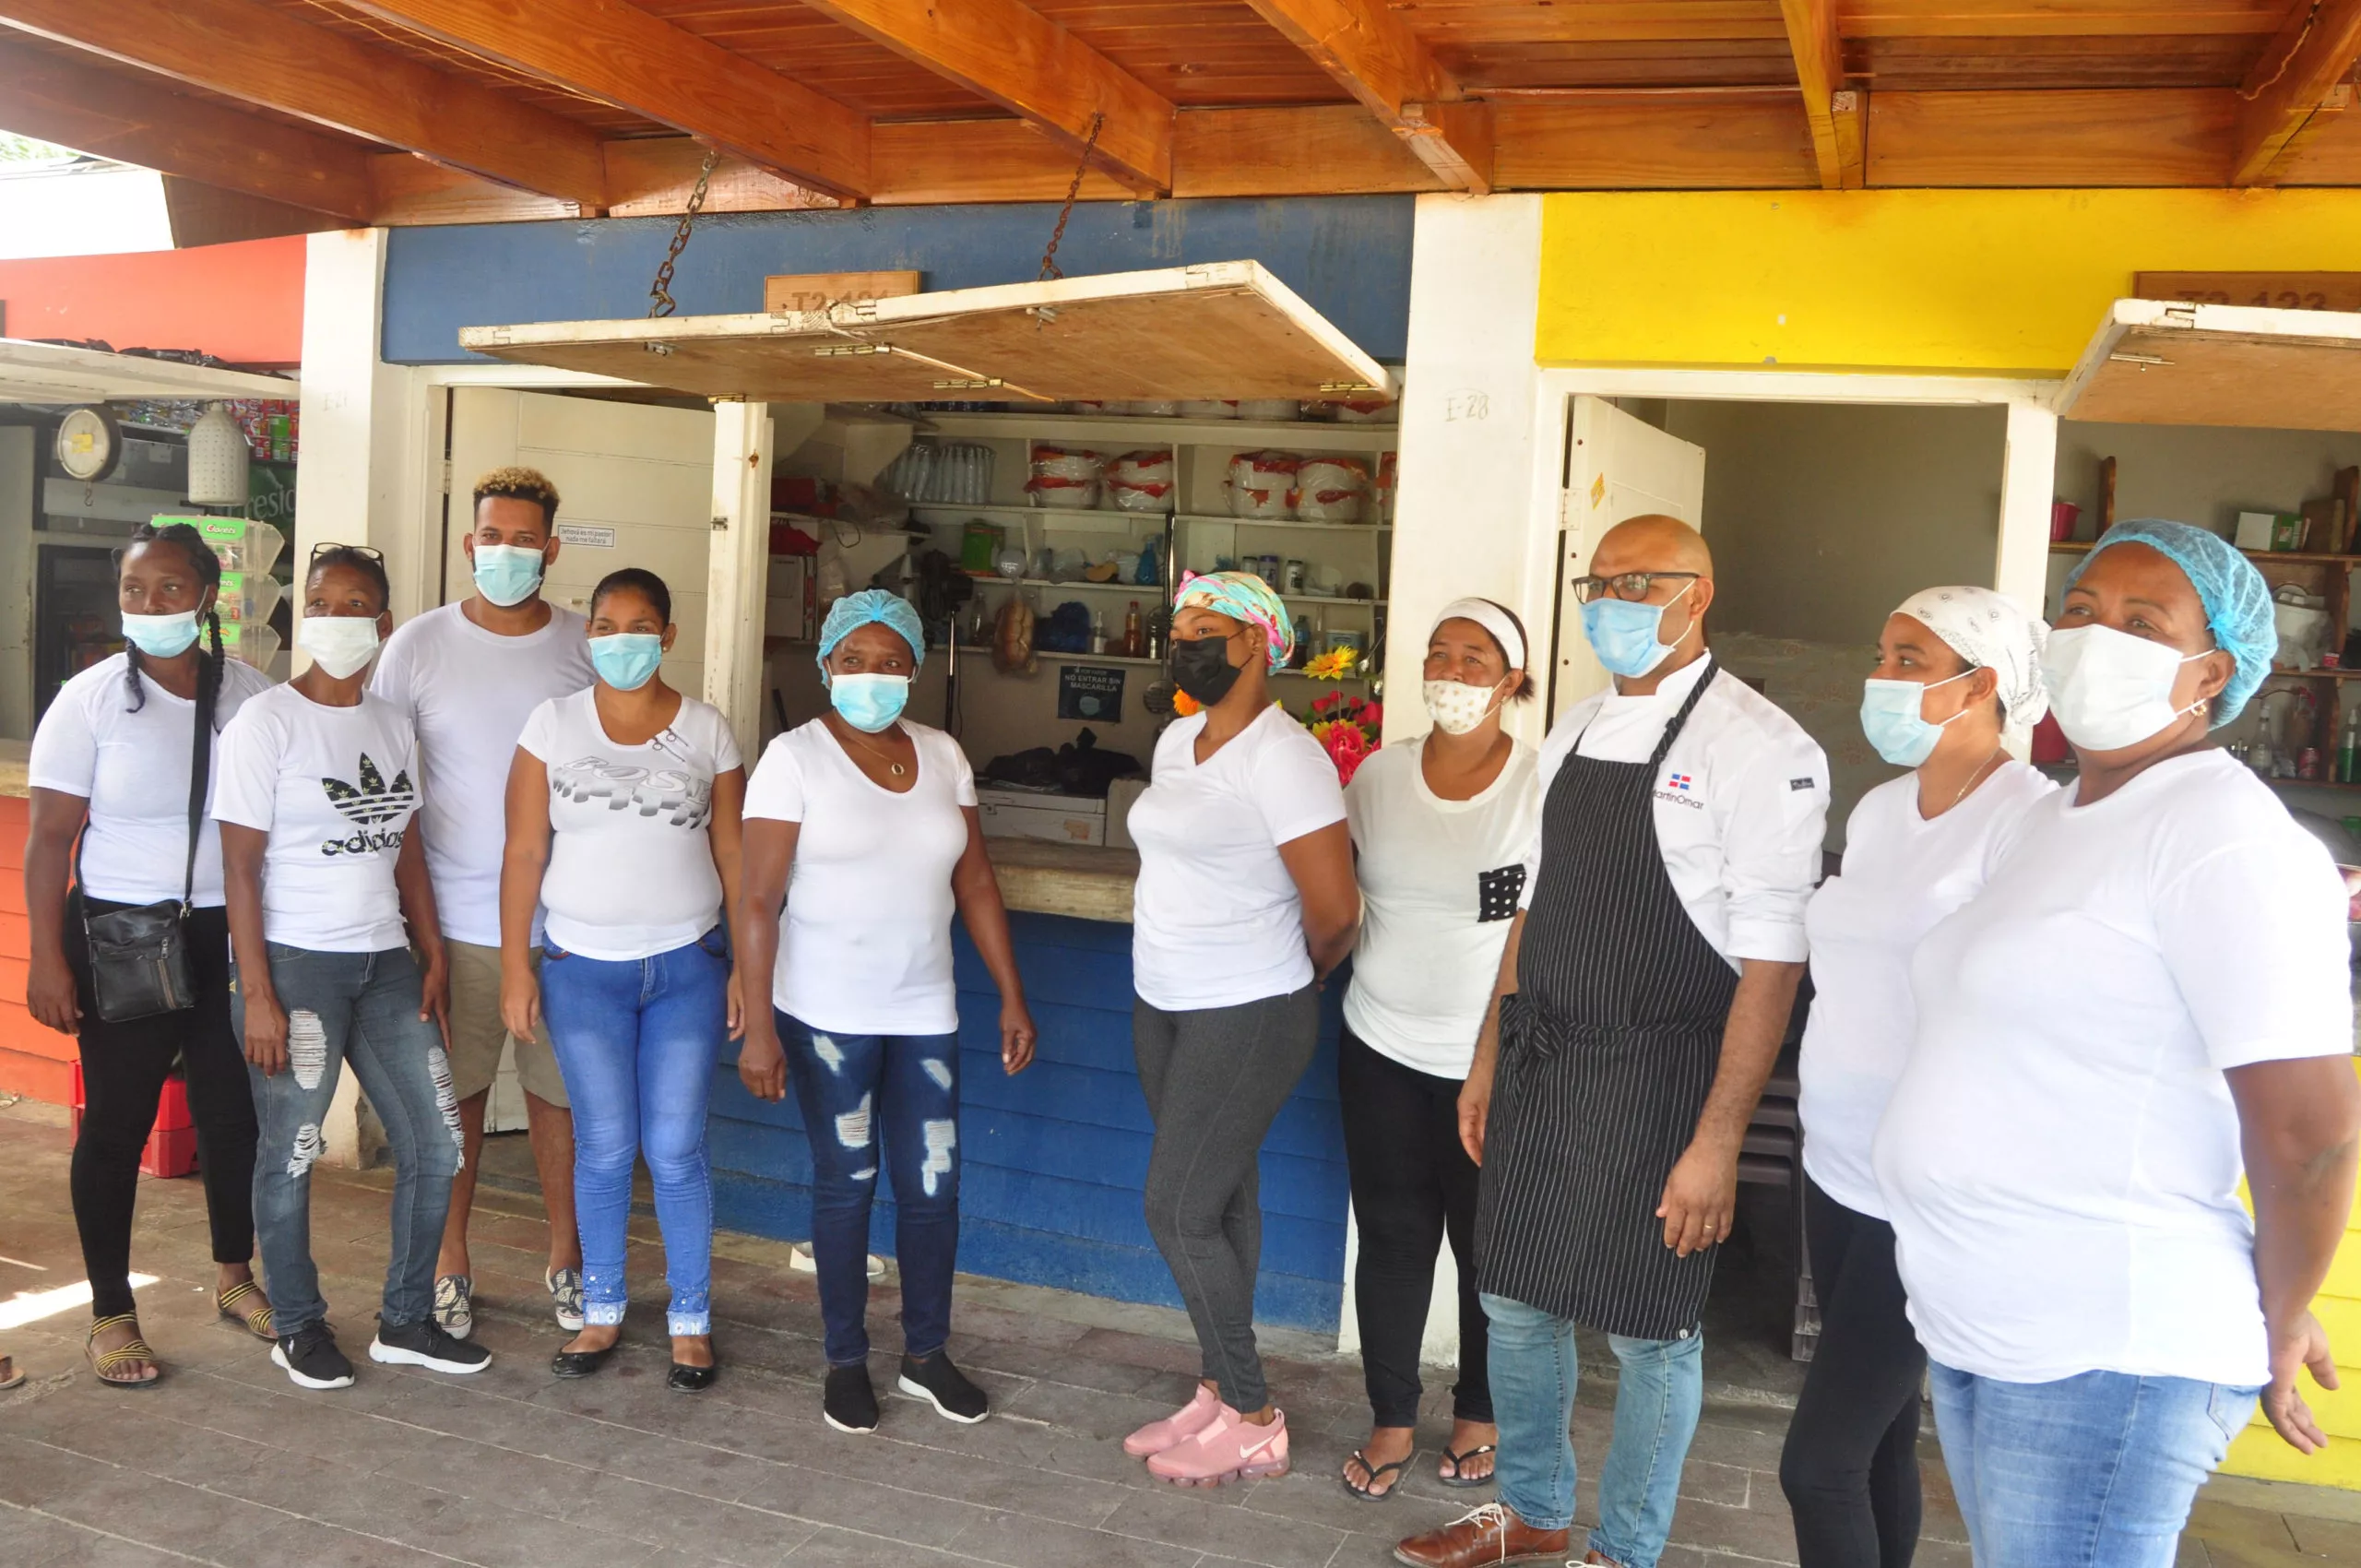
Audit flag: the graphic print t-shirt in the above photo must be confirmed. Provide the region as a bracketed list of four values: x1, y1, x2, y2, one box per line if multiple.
[516, 686, 742, 962]
[212, 684, 421, 952]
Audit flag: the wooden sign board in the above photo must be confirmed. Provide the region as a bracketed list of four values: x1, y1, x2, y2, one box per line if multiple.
[765, 270, 921, 315]
[2134, 273, 2361, 314]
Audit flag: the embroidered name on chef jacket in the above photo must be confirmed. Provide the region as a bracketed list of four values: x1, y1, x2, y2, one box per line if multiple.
[1654, 770, 1706, 810]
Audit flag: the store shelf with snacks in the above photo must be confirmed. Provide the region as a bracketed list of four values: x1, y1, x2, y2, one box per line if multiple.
[917, 410, 1399, 456]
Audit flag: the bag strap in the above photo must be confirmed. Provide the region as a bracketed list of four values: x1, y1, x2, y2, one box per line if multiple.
[177, 647, 218, 915]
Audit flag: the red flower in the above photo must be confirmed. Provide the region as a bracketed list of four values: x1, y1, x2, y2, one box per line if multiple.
[1323, 721, 1371, 785]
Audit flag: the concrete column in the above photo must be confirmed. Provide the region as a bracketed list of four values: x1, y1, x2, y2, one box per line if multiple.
[704, 401, 774, 764]
[1995, 398, 2060, 755]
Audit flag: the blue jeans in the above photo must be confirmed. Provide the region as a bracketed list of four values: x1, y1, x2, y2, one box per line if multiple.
[540, 929, 728, 1337]
[1929, 1361, 2260, 1568]
[236, 944, 462, 1338]
[780, 1013, 961, 1366]
[1483, 1291, 1703, 1568]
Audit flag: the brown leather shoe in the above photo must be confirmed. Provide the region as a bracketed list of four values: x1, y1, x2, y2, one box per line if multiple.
[1393, 1503, 1571, 1568]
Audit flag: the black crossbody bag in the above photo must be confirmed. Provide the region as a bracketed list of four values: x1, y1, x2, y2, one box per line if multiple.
[79, 667, 215, 1022]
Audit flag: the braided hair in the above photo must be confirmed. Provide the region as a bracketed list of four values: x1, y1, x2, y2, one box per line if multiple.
[115, 522, 226, 718]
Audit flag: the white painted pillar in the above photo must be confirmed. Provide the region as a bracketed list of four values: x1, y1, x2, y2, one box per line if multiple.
[705, 401, 774, 764]
[1342, 193, 1553, 1368]
[1994, 398, 2060, 756]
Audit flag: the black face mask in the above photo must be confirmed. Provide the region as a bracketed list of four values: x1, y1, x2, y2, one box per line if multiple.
[1170, 634, 1243, 707]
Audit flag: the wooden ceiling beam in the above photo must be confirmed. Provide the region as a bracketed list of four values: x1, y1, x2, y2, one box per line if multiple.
[792, 0, 1173, 194]
[2233, 0, 2361, 184]
[0, 0, 606, 206]
[1779, 0, 1861, 188]
[1237, 0, 1493, 192]
[0, 40, 373, 220]
[340, 0, 868, 198]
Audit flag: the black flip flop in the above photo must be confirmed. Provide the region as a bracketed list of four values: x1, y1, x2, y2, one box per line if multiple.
[1438, 1443, 1497, 1488]
[1341, 1449, 1411, 1502]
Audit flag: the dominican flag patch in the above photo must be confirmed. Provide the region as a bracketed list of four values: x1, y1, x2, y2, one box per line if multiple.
[1665, 773, 1693, 792]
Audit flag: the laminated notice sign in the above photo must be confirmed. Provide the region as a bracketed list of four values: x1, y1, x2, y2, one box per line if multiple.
[1058, 664, 1125, 721]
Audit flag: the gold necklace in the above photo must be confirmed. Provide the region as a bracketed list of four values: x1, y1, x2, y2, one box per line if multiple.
[837, 719, 909, 777]
[1949, 746, 2006, 812]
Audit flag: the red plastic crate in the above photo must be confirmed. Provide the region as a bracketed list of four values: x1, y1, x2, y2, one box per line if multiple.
[68, 1063, 201, 1178]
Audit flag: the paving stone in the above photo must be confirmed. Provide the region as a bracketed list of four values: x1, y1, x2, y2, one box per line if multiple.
[948, 1506, 1213, 1568]
[2188, 1499, 2301, 1553]
[2286, 1514, 2361, 1559]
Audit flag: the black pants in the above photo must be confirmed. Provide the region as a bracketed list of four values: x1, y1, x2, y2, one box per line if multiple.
[1337, 1026, 1491, 1427]
[1780, 1173, 1925, 1568]
[65, 896, 257, 1320]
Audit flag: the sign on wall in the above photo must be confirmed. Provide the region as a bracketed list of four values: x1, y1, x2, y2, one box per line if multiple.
[1057, 663, 1124, 721]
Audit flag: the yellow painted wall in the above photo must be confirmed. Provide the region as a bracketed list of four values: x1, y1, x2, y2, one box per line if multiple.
[2225, 1057, 2361, 1490]
[1536, 190, 2361, 376]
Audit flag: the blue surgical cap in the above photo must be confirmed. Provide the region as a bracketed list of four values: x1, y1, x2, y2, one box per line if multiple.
[815, 588, 925, 683]
[2066, 518, 2273, 726]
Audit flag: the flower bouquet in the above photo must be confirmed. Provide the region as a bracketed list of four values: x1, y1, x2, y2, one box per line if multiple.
[1308, 689, 1382, 785]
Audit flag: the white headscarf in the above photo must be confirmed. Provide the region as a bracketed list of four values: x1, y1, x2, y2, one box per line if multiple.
[1893, 586, 2050, 728]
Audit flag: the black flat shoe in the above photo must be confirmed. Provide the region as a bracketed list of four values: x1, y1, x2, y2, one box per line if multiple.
[668, 1357, 719, 1393]
[551, 1345, 613, 1379]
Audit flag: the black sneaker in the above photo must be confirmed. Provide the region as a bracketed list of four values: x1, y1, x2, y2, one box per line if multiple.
[824, 1362, 880, 1433]
[271, 1324, 354, 1390]
[370, 1316, 492, 1375]
[897, 1350, 989, 1424]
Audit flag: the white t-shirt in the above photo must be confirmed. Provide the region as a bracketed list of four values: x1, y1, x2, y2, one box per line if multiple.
[1525, 657, 1828, 966]
[29, 653, 273, 908]
[1798, 761, 2057, 1218]
[370, 601, 595, 946]
[1130, 704, 1348, 1011]
[1344, 736, 1541, 1078]
[212, 685, 421, 953]
[743, 719, 977, 1035]
[517, 687, 743, 963]
[1874, 750, 2353, 1387]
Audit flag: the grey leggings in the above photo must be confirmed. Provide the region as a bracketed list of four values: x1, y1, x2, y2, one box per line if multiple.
[1133, 985, 1321, 1413]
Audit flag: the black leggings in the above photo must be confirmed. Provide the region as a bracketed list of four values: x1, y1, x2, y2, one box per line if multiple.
[1779, 1173, 1925, 1568]
[65, 896, 258, 1320]
[1337, 1026, 1490, 1428]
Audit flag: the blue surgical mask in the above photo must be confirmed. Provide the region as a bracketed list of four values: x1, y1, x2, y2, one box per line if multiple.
[121, 610, 200, 659]
[472, 542, 546, 608]
[1859, 671, 1973, 767]
[830, 672, 909, 732]
[1579, 581, 1694, 679]
[588, 633, 664, 692]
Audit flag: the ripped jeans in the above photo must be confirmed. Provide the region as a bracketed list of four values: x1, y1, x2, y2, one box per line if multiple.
[235, 944, 462, 1340]
[779, 1013, 962, 1366]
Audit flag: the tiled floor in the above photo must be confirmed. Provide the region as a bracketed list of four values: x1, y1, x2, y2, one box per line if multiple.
[0, 1103, 2348, 1566]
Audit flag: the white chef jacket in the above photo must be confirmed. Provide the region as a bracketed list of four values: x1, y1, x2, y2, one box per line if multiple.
[1522, 655, 1828, 966]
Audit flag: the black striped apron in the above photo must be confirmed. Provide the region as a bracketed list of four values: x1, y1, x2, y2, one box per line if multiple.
[1474, 662, 1736, 1341]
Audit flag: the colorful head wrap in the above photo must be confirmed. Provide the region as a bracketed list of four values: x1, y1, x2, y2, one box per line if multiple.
[1172, 570, 1294, 674]
[816, 588, 925, 684]
[1892, 586, 2049, 728]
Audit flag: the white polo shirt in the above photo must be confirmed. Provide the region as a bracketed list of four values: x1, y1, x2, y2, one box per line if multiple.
[1523, 655, 1829, 966]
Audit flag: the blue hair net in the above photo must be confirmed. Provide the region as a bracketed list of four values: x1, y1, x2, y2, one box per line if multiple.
[815, 588, 925, 683]
[2066, 518, 2273, 726]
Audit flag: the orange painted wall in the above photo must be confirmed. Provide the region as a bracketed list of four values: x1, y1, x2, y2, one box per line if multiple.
[0, 797, 75, 1104]
[0, 236, 304, 366]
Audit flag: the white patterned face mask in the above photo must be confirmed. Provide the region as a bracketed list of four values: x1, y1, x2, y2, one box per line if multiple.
[1423, 677, 1506, 736]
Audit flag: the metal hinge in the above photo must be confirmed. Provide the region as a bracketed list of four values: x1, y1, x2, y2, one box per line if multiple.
[711, 515, 730, 532]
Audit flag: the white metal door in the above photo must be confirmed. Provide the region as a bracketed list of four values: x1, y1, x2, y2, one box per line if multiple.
[1551, 396, 1707, 721]
[445, 387, 718, 1131]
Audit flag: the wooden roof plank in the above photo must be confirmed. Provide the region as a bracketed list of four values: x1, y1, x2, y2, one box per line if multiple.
[338, 0, 870, 196]
[0, 0, 607, 205]
[0, 39, 374, 220]
[1238, 0, 1491, 190]
[2233, 0, 2361, 184]
[792, 0, 1175, 193]
[1869, 87, 2236, 184]
[1779, 0, 1854, 187]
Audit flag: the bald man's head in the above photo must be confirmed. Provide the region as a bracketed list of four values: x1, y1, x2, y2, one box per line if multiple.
[1591, 514, 1713, 580]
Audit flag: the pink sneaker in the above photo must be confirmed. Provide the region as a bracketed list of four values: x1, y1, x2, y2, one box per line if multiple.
[1122, 1384, 1222, 1457]
[1145, 1406, 1289, 1486]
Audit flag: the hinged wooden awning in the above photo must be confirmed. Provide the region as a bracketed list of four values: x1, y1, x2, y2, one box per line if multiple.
[2058, 299, 2361, 434]
[457, 261, 1395, 405]
[0, 338, 297, 405]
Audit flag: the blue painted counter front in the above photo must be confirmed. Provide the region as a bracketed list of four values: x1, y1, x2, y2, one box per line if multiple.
[708, 911, 1352, 1332]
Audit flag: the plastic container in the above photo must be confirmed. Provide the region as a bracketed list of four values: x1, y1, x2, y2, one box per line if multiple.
[221, 621, 281, 671]
[1106, 450, 1176, 514]
[1296, 457, 1370, 523]
[1227, 451, 1300, 520]
[1026, 445, 1103, 509]
[1179, 400, 1239, 419]
[2049, 501, 2080, 542]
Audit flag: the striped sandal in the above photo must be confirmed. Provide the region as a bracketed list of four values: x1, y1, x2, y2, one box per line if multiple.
[86, 1314, 160, 1389]
[216, 1280, 276, 1340]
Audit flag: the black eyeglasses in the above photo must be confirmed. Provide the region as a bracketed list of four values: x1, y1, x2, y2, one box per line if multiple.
[310, 542, 386, 564]
[1571, 570, 1700, 605]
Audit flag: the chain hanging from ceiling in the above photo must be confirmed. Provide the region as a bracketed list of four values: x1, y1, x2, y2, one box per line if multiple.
[1038, 113, 1106, 283]
[647, 148, 721, 319]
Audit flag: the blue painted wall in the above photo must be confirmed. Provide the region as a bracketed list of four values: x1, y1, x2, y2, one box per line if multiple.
[380, 196, 1415, 368]
[709, 911, 1352, 1333]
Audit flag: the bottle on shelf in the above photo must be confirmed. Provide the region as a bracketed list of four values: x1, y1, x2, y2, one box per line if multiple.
[2341, 707, 2359, 784]
[1090, 610, 1108, 656]
[1123, 600, 1142, 658]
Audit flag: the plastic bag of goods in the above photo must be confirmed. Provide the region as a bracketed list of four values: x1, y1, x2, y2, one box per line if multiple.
[1226, 451, 1300, 520]
[1376, 451, 1398, 522]
[1179, 399, 1239, 419]
[1026, 445, 1103, 509]
[1311, 397, 1396, 424]
[1123, 400, 1180, 417]
[1295, 457, 1370, 523]
[1236, 398, 1300, 422]
[1107, 450, 1176, 514]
